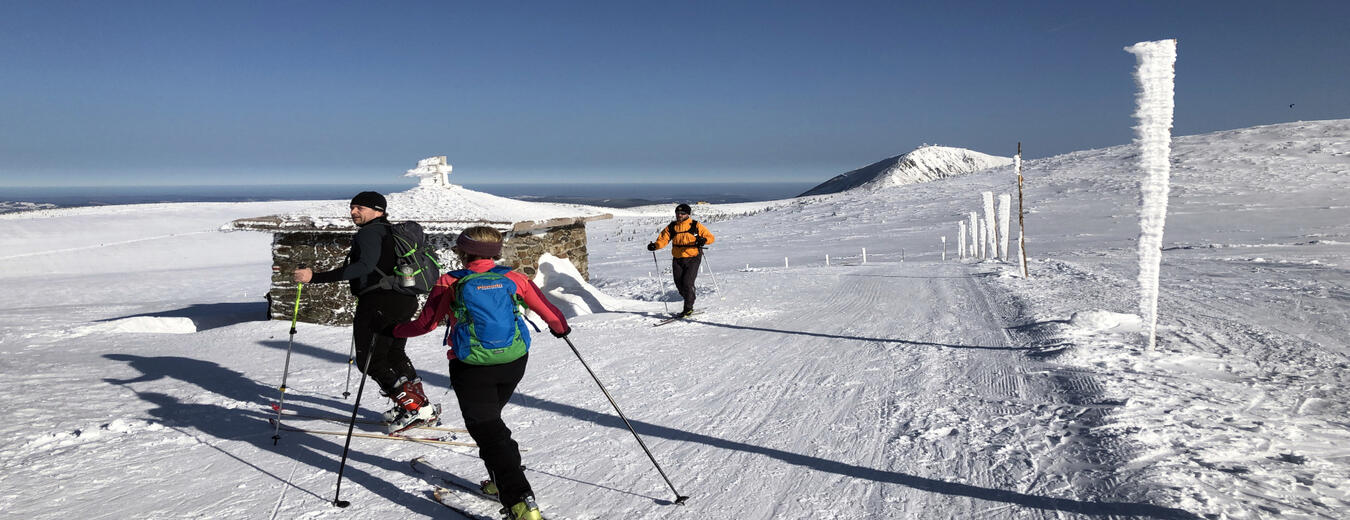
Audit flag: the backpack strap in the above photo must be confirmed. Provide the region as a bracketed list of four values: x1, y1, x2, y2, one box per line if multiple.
[667, 220, 700, 239]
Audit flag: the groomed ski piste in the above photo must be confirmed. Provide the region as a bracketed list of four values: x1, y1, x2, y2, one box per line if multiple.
[1, 119, 1346, 519]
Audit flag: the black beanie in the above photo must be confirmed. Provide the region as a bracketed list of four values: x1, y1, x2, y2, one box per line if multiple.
[350, 191, 386, 212]
[675, 203, 692, 214]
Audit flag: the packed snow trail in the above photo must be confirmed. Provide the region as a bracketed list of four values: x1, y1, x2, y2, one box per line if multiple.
[505, 260, 1197, 519]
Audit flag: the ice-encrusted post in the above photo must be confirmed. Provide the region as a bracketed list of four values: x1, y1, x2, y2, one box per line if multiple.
[998, 193, 1011, 261]
[977, 220, 987, 259]
[941, 236, 947, 262]
[1126, 39, 1177, 350]
[982, 192, 997, 260]
[958, 222, 967, 259]
[968, 212, 979, 259]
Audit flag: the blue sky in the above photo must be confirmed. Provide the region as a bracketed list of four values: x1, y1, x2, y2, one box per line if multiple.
[1, 1, 1346, 187]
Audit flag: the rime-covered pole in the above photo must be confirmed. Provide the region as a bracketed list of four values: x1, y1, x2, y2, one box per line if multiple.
[958, 222, 967, 259]
[1125, 39, 1177, 350]
[998, 193, 1011, 261]
[982, 192, 997, 260]
[968, 212, 979, 260]
[977, 219, 987, 259]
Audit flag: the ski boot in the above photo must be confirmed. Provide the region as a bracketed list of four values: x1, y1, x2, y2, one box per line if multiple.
[386, 378, 440, 434]
[502, 495, 542, 520]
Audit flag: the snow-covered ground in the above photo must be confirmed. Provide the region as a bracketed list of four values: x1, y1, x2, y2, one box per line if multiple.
[0, 120, 1346, 519]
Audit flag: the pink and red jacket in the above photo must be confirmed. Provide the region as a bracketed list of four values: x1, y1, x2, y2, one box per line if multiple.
[392, 259, 570, 360]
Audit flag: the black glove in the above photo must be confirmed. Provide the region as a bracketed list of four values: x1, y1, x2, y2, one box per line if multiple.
[646, 242, 657, 251]
[694, 237, 707, 247]
[551, 325, 571, 338]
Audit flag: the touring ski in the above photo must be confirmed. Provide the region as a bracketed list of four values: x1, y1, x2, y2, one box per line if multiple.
[267, 404, 468, 433]
[413, 457, 561, 520]
[652, 310, 702, 327]
[268, 419, 476, 447]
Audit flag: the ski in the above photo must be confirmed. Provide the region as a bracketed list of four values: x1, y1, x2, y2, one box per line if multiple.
[653, 310, 702, 327]
[432, 486, 500, 520]
[414, 457, 561, 520]
[268, 419, 477, 447]
[268, 404, 469, 433]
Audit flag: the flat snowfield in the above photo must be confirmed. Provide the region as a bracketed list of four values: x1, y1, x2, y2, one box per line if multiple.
[1, 120, 1346, 519]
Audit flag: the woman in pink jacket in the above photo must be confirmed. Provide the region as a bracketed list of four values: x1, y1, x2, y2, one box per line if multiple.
[393, 226, 569, 520]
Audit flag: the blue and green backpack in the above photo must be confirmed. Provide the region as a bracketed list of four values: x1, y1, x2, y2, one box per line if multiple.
[446, 267, 531, 365]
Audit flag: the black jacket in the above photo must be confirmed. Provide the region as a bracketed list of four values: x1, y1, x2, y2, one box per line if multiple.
[310, 217, 399, 296]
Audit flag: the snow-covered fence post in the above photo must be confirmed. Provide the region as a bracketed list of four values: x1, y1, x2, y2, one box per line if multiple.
[982, 191, 997, 260]
[941, 236, 947, 262]
[1126, 38, 1177, 350]
[977, 219, 987, 259]
[968, 212, 979, 260]
[958, 222, 967, 259]
[1016, 142, 1029, 277]
[826, 254, 830, 266]
[862, 248, 867, 264]
[998, 193, 1011, 261]
[785, 257, 789, 268]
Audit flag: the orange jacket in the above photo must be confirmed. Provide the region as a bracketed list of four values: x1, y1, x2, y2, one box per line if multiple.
[653, 218, 715, 258]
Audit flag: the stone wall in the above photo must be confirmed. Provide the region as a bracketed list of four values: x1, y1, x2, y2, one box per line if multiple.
[502, 222, 590, 279]
[267, 223, 591, 325]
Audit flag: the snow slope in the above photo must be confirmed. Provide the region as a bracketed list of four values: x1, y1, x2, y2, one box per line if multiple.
[799, 145, 1013, 197]
[0, 119, 1346, 519]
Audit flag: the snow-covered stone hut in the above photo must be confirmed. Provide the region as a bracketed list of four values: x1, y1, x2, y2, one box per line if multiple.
[226, 157, 611, 325]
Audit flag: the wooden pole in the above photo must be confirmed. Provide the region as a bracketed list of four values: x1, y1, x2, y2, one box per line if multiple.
[1017, 142, 1029, 278]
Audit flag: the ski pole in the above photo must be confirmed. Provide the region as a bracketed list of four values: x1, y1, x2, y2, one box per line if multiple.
[271, 266, 305, 445]
[699, 247, 720, 291]
[651, 250, 670, 314]
[341, 324, 356, 399]
[562, 336, 689, 505]
[333, 321, 380, 508]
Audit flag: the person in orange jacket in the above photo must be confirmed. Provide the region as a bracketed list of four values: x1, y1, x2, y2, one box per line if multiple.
[647, 203, 715, 317]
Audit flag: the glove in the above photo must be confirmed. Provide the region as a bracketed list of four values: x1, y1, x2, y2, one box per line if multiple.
[551, 325, 571, 338]
[694, 237, 707, 247]
[646, 242, 657, 251]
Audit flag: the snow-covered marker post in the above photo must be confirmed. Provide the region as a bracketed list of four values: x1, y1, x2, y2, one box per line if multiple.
[968, 212, 979, 260]
[825, 254, 830, 266]
[1126, 38, 1177, 350]
[982, 191, 997, 260]
[977, 219, 987, 259]
[941, 236, 947, 262]
[998, 193, 1011, 261]
[958, 222, 967, 259]
[862, 248, 867, 264]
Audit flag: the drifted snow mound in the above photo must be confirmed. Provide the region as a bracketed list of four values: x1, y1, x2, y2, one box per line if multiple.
[533, 253, 645, 317]
[1067, 310, 1144, 334]
[71, 316, 198, 337]
[800, 145, 1013, 196]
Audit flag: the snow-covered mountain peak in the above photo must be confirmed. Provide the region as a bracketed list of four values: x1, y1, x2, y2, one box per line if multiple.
[800, 145, 1013, 197]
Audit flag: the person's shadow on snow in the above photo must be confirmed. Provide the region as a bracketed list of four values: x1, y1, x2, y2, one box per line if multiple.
[102, 354, 451, 516]
[683, 319, 1032, 351]
[509, 392, 1201, 519]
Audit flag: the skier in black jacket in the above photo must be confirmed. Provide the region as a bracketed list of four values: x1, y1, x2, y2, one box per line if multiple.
[292, 191, 440, 433]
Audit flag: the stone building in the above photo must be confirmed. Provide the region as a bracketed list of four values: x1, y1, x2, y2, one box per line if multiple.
[225, 157, 611, 325]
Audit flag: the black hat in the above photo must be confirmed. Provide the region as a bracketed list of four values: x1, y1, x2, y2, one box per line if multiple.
[350, 191, 386, 212]
[675, 203, 692, 215]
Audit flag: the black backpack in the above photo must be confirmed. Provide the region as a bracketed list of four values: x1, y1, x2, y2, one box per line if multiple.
[361, 221, 442, 296]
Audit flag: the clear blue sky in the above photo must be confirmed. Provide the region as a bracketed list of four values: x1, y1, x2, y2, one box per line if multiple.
[2, 1, 1346, 187]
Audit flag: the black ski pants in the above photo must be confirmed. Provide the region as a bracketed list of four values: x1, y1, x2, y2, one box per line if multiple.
[671, 255, 702, 313]
[450, 355, 532, 507]
[353, 290, 420, 395]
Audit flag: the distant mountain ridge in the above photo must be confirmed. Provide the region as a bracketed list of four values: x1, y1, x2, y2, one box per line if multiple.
[800, 145, 1013, 197]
